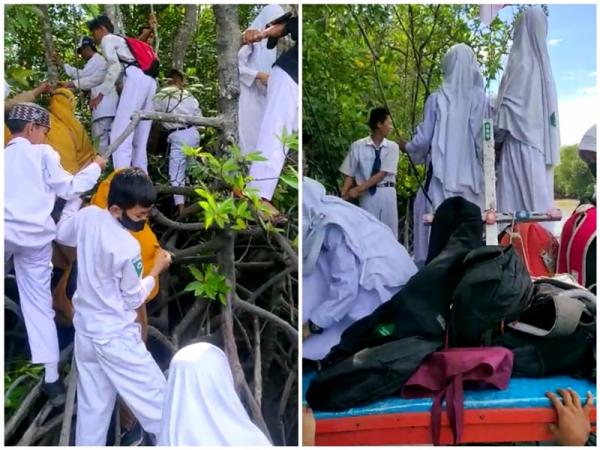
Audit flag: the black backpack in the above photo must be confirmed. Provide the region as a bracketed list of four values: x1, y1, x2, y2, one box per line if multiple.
[491, 277, 596, 379]
[451, 245, 533, 345]
[306, 336, 441, 411]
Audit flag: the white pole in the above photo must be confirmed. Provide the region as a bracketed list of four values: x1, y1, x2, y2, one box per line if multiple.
[483, 118, 499, 245]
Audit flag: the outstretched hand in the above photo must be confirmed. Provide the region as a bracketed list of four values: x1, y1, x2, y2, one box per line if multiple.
[546, 389, 593, 446]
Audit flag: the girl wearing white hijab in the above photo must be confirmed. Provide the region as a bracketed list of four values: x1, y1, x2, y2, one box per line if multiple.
[495, 6, 560, 217]
[158, 342, 272, 446]
[238, 4, 285, 155]
[398, 43, 490, 264]
[303, 177, 417, 360]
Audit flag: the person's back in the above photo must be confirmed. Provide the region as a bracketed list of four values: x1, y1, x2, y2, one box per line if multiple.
[68, 205, 142, 337]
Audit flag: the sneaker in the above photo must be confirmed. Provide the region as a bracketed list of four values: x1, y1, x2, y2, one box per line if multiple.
[120, 421, 144, 446]
[42, 379, 66, 407]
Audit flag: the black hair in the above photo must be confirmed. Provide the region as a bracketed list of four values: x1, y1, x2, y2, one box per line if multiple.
[108, 168, 157, 210]
[167, 68, 184, 80]
[138, 25, 152, 35]
[88, 15, 114, 34]
[6, 118, 30, 133]
[368, 107, 391, 131]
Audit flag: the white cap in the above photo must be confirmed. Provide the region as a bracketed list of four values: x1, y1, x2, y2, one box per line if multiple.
[579, 125, 596, 154]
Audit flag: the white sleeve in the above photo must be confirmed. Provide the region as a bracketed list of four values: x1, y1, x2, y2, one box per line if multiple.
[339, 144, 358, 177]
[238, 45, 259, 88]
[63, 63, 78, 79]
[119, 252, 155, 310]
[55, 198, 83, 247]
[42, 148, 101, 199]
[406, 94, 437, 164]
[66, 59, 106, 90]
[98, 36, 123, 96]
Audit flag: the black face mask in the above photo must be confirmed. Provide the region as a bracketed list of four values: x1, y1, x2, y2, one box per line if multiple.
[119, 212, 145, 232]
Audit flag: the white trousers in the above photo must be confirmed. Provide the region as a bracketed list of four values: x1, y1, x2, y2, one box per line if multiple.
[75, 327, 166, 445]
[359, 187, 399, 239]
[92, 117, 113, 156]
[4, 241, 59, 364]
[110, 66, 157, 173]
[248, 66, 298, 201]
[167, 127, 200, 206]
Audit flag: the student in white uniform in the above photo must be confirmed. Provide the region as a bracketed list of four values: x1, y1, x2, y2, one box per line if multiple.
[55, 168, 171, 445]
[153, 69, 202, 216]
[4, 103, 106, 405]
[55, 36, 119, 155]
[397, 44, 490, 263]
[158, 342, 272, 446]
[302, 178, 417, 361]
[88, 15, 157, 173]
[340, 107, 400, 238]
[237, 4, 284, 155]
[242, 15, 298, 220]
[495, 6, 560, 219]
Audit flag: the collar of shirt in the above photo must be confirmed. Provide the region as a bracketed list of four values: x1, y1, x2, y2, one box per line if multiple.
[6, 136, 30, 147]
[366, 136, 388, 150]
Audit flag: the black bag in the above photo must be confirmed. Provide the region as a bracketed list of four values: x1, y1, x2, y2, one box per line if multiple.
[306, 337, 441, 411]
[491, 277, 596, 379]
[451, 245, 533, 344]
[325, 197, 483, 364]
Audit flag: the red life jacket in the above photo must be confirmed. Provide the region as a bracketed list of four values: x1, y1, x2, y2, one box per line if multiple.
[499, 222, 559, 277]
[557, 204, 596, 290]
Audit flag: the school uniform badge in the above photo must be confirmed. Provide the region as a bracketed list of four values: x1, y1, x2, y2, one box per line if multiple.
[132, 257, 143, 277]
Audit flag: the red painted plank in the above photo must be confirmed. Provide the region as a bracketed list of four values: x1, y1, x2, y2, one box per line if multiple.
[316, 407, 597, 445]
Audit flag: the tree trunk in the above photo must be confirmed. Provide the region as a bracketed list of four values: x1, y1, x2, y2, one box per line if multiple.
[38, 6, 59, 84]
[213, 4, 241, 152]
[103, 4, 123, 35]
[172, 4, 199, 72]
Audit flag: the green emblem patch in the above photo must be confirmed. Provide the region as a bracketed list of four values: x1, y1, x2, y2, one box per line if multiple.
[550, 112, 557, 127]
[132, 257, 143, 277]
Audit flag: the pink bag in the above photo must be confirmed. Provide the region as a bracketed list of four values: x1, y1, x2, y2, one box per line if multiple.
[402, 347, 513, 445]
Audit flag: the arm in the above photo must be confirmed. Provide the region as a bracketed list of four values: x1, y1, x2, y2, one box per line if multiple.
[310, 228, 361, 329]
[340, 175, 355, 198]
[405, 94, 437, 164]
[55, 197, 83, 247]
[135, 303, 149, 342]
[238, 45, 259, 87]
[42, 149, 103, 200]
[350, 171, 387, 197]
[97, 36, 123, 97]
[119, 253, 157, 311]
[339, 145, 357, 198]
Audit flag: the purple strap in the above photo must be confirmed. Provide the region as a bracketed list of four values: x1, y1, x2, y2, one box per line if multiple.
[429, 374, 465, 445]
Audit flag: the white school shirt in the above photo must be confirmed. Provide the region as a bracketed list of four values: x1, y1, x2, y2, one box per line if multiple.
[56, 202, 155, 339]
[340, 136, 399, 185]
[63, 53, 119, 121]
[153, 87, 202, 131]
[4, 137, 101, 248]
[97, 33, 136, 97]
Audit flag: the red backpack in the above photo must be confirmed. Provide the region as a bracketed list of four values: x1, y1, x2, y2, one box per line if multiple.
[120, 36, 160, 78]
[557, 204, 596, 290]
[499, 222, 559, 277]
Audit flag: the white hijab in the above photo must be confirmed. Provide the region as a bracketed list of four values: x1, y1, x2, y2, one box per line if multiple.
[239, 4, 285, 74]
[157, 343, 272, 447]
[431, 43, 488, 196]
[579, 125, 596, 154]
[302, 178, 416, 295]
[495, 6, 560, 166]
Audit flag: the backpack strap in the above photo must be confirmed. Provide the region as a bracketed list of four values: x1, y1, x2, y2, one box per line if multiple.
[508, 289, 593, 338]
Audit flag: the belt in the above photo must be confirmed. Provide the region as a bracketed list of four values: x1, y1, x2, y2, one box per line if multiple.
[377, 182, 396, 188]
[168, 125, 195, 134]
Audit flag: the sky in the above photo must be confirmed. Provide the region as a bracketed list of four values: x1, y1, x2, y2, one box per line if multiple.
[487, 4, 597, 146]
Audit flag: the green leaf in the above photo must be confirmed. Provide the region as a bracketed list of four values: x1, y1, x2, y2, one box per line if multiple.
[188, 265, 204, 281]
